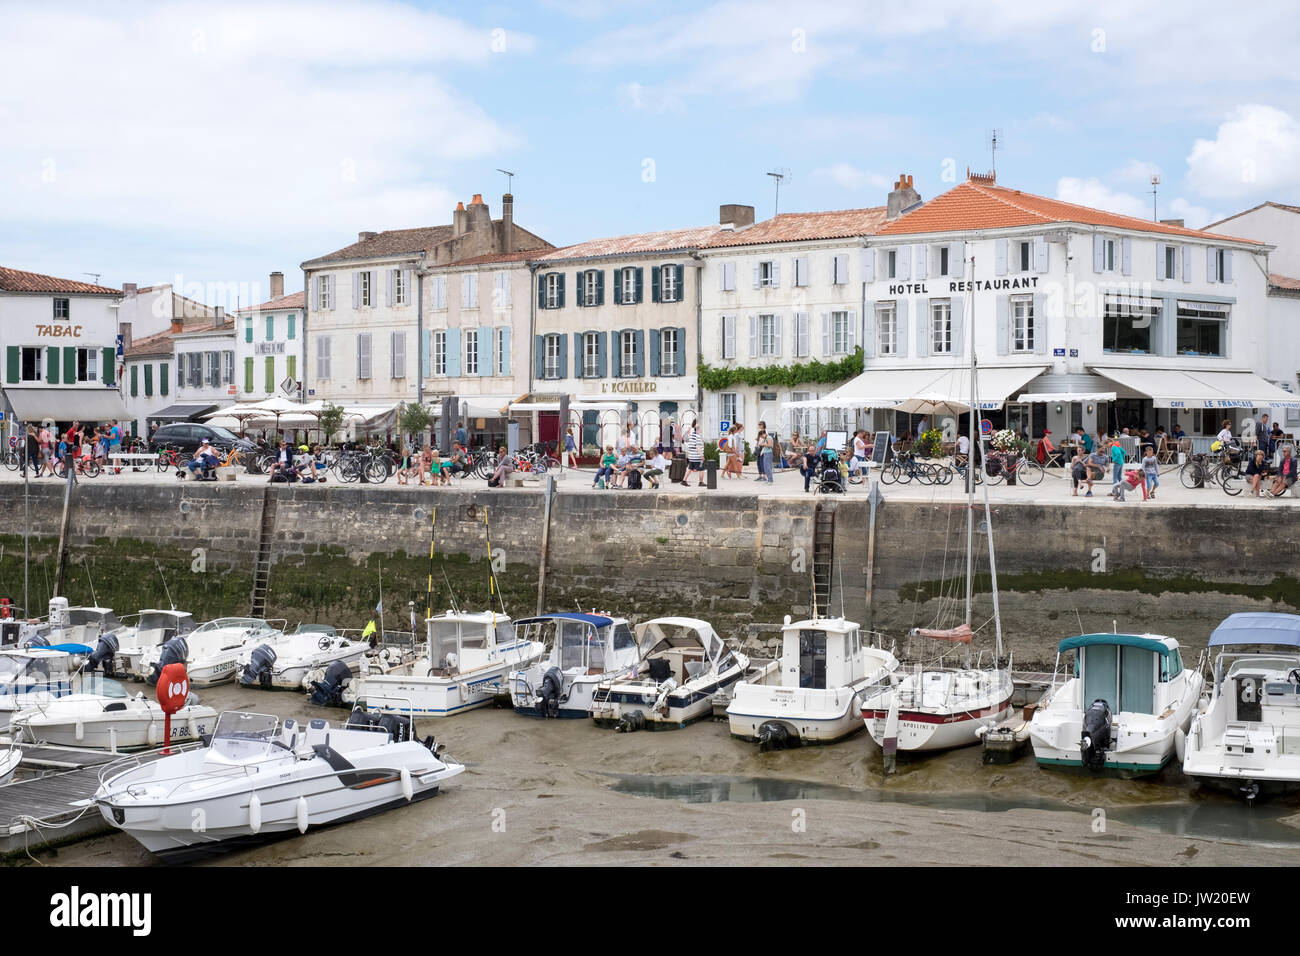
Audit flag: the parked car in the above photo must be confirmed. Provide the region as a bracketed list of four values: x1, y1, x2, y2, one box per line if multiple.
[149, 423, 254, 455]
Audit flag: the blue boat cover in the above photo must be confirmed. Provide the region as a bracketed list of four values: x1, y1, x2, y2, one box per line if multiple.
[1209, 613, 1300, 648]
[47, 643, 93, 654]
[1058, 634, 1172, 657]
[513, 612, 612, 628]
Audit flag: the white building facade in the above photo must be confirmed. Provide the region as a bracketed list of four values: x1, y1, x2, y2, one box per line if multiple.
[171, 320, 237, 412]
[235, 273, 304, 402]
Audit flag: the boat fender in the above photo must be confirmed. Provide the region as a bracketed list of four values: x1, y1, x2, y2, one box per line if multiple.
[296, 796, 309, 834]
[147, 719, 159, 746]
[74, 719, 84, 742]
[1175, 727, 1187, 764]
[400, 766, 413, 801]
[249, 794, 262, 834]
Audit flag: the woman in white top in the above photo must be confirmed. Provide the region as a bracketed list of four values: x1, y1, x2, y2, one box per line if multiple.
[1216, 419, 1236, 449]
[849, 430, 869, 480]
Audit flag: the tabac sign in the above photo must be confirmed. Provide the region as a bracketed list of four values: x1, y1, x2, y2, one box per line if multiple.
[36, 324, 83, 338]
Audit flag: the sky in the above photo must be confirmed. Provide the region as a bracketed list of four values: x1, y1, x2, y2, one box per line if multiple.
[2, 0, 1298, 310]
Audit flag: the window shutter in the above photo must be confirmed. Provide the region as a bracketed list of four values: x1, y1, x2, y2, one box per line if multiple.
[442, 328, 459, 377]
[266, 355, 276, 392]
[914, 245, 928, 280]
[897, 300, 909, 358]
[951, 241, 967, 277]
[1224, 250, 1233, 283]
[1206, 247, 1217, 282]
[1156, 244, 1167, 280]
[897, 246, 911, 280]
[649, 327, 661, 375]
[497, 271, 510, 308]
[1093, 235, 1105, 273]
[949, 298, 963, 356]
[1032, 293, 1047, 354]
[143, 363, 152, 397]
[861, 249, 875, 282]
[845, 310, 856, 352]
[723, 315, 736, 360]
[352, 273, 360, 309]
[404, 270, 413, 304]
[555, 333, 567, 380]
[674, 326, 686, 376]
[915, 305, 929, 358]
[631, 330, 644, 377]
[864, 303, 876, 359]
[773, 314, 783, 356]
[1182, 246, 1192, 283]
[1032, 237, 1047, 273]
[995, 295, 1009, 356]
[771, 261, 780, 287]
[996, 239, 1008, 276]
[63, 347, 75, 384]
[6, 346, 18, 384]
[129, 364, 138, 397]
[244, 357, 254, 392]
[478, 330, 491, 377]
[749, 315, 758, 358]
[436, 276, 447, 310]
[421, 330, 431, 379]
[395, 332, 407, 378]
[634, 267, 644, 303]
[724, 261, 735, 291]
[752, 263, 761, 289]
[1121, 237, 1132, 276]
[574, 272, 584, 308]
[651, 266, 661, 303]
[821, 312, 831, 356]
[159, 361, 168, 396]
[596, 330, 607, 378]
[47, 346, 59, 384]
[537, 275, 547, 309]
[595, 269, 605, 305]
[499, 327, 511, 376]
[572, 333, 583, 377]
[387, 269, 395, 307]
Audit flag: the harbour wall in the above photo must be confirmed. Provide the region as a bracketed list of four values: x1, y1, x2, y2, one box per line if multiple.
[1, 482, 1296, 667]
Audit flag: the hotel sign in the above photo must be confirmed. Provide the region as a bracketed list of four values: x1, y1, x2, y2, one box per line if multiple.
[885, 277, 1041, 296]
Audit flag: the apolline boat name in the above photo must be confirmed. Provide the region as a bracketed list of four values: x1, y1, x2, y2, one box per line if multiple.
[886, 277, 1041, 296]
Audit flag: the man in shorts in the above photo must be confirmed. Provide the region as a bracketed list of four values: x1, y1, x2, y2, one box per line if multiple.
[684, 426, 705, 487]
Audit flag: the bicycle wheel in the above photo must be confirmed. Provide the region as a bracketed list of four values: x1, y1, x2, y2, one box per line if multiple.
[878, 461, 897, 485]
[1016, 459, 1044, 486]
[365, 460, 388, 483]
[81, 460, 101, 478]
[156, 450, 172, 471]
[983, 458, 1005, 485]
[931, 463, 954, 485]
[1179, 460, 1204, 489]
[546, 456, 562, 472]
[2, 450, 17, 472]
[337, 458, 360, 483]
[896, 462, 915, 485]
[1218, 464, 1243, 496]
[53, 459, 67, 479]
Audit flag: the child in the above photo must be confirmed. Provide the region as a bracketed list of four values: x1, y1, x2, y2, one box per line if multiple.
[1111, 467, 1148, 502]
[1141, 445, 1159, 499]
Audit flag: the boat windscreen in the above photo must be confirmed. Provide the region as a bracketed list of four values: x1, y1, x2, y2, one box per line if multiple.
[140, 613, 189, 631]
[213, 712, 278, 742]
[559, 621, 589, 670]
[495, 620, 514, 646]
[70, 610, 121, 629]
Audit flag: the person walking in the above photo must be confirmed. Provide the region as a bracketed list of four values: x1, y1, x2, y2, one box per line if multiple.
[684, 425, 706, 487]
[1109, 438, 1125, 487]
[563, 427, 578, 469]
[756, 428, 774, 483]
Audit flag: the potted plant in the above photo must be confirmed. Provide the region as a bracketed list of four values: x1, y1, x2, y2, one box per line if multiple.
[915, 427, 944, 461]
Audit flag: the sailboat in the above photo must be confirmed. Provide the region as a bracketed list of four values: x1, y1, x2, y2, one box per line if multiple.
[860, 261, 1014, 754]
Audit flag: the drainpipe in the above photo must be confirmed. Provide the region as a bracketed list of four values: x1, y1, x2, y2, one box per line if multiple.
[528, 263, 538, 398]
[416, 253, 425, 405]
[691, 251, 703, 422]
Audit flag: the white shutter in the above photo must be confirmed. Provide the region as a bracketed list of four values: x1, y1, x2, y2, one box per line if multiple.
[951, 241, 966, 277]
[1156, 244, 1167, 280]
[861, 249, 875, 282]
[995, 296, 1009, 356]
[357, 333, 371, 379]
[749, 315, 758, 358]
[897, 299, 909, 358]
[915, 302, 929, 357]
[403, 269, 413, 304]
[725, 261, 736, 291]
[723, 314, 737, 359]
[995, 239, 1008, 276]
[1032, 293, 1047, 355]
[771, 261, 781, 287]
[821, 312, 831, 356]
[846, 310, 856, 352]
[387, 269, 395, 307]
[796, 312, 810, 358]
[752, 263, 761, 289]
[834, 253, 848, 284]
[796, 256, 809, 287]
[1182, 246, 1192, 283]
[1093, 235, 1105, 273]
[1121, 237, 1132, 276]
[773, 314, 783, 356]
[1207, 247, 1218, 282]
[897, 245, 911, 280]
[352, 273, 360, 309]
[1223, 250, 1233, 283]
[391, 332, 406, 378]
[914, 245, 928, 280]
[863, 304, 876, 359]
[1032, 237, 1047, 273]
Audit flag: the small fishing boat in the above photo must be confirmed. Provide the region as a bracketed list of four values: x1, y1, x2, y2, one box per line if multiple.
[1184, 613, 1300, 800]
[592, 617, 778, 731]
[0, 747, 20, 784]
[10, 674, 217, 750]
[509, 613, 640, 718]
[1028, 632, 1204, 775]
[728, 615, 898, 748]
[94, 710, 464, 861]
[140, 617, 287, 687]
[13, 598, 124, 649]
[111, 610, 197, 680]
[0, 647, 77, 730]
[352, 611, 546, 719]
[237, 624, 368, 690]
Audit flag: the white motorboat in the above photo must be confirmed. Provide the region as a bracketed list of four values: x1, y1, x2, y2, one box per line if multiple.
[237, 624, 368, 690]
[353, 611, 546, 719]
[1184, 612, 1300, 800]
[509, 612, 640, 718]
[0, 747, 20, 784]
[94, 710, 464, 861]
[10, 673, 217, 750]
[728, 616, 897, 748]
[110, 610, 197, 680]
[1028, 633, 1204, 775]
[593, 617, 778, 732]
[0, 648, 77, 730]
[140, 617, 287, 687]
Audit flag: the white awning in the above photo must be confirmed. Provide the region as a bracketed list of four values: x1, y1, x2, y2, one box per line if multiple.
[505, 402, 559, 413]
[1016, 391, 1117, 404]
[1092, 367, 1300, 409]
[785, 365, 1046, 412]
[459, 394, 521, 418]
[2, 386, 129, 423]
[572, 391, 698, 403]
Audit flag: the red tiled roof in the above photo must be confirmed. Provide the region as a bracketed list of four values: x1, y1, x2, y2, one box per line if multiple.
[236, 291, 304, 314]
[173, 319, 235, 336]
[875, 180, 1263, 243]
[124, 319, 226, 358]
[1270, 273, 1300, 291]
[532, 226, 724, 262]
[447, 249, 539, 267]
[705, 206, 889, 247]
[304, 226, 456, 265]
[0, 266, 121, 296]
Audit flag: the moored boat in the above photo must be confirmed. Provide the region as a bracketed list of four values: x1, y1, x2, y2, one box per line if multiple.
[509, 613, 640, 718]
[238, 624, 368, 690]
[140, 617, 287, 687]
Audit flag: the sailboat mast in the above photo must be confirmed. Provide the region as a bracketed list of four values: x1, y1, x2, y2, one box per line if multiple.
[965, 256, 975, 633]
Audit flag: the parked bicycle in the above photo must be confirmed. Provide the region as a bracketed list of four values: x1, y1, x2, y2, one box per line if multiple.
[983, 450, 1044, 486]
[332, 447, 388, 483]
[54, 455, 101, 479]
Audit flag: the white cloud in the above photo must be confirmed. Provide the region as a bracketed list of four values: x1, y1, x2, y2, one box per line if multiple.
[615, 82, 683, 113]
[1186, 104, 1300, 199]
[814, 163, 890, 192]
[1166, 197, 1215, 231]
[1056, 177, 1150, 220]
[1116, 160, 1161, 183]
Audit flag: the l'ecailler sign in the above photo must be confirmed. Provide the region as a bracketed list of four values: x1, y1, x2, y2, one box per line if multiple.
[600, 380, 658, 394]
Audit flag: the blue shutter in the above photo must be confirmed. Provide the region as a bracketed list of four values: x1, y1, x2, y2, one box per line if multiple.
[995, 296, 1009, 356]
[1032, 293, 1047, 354]
[537, 275, 546, 308]
[596, 331, 607, 378]
[575, 272, 584, 308]
[676, 265, 685, 301]
[649, 328, 661, 375]
[557, 273, 566, 307]
[675, 326, 686, 377]
[633, 330, 645, 376]
[573, 333, 583, 377]
[556, 334, 568, 379]
[446, 328, 461, 377]
[478, 330, 490, 377]
[422, 330, 431, 378]
[596, 269, 605, 306]
[533, 334, 544, 379]
[651, 266, 661, 303]
[634, 267, 644, 304]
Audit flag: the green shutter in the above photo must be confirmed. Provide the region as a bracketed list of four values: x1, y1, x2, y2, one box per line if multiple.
[287, 355, 296, 382]
[244, 357, 253, 393]
[144, 363, 153, 397]
[63, 347, 76, 384]
[265, 356, 275, 393]
[130, 364, 138, 397]
[287, 315, 296, 340]
[160, 362, 169, 396]
[634, 267, 644, 303]
[102, 348, 115, 386]
[47, 347, 59, 384]
[245, 318, 253, 343]
[6, 346, 18, 384]
[266, 316, 274, 341]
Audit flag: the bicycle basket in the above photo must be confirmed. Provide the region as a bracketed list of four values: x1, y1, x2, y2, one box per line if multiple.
[986, 456, 1003, 477]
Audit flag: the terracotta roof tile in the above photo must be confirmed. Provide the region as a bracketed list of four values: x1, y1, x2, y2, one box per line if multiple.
[1270, 273, 1300, 291]
[875, 180, 1263, 243]
[532, 226, 724, 262]
[304, 226, 456, 265]
[0, 266, 121, 296]
[124, 318, 228, 358]
[236, 291, 304, 314]
[705, 206, 889, 247]
[446, 249, 539, 267]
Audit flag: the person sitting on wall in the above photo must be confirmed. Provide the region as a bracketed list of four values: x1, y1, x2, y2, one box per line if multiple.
[446, 442, 469, 478]
[1271, 445, 1296, 497]
[268, 440, 297, 482]
[1246, 448, 1272, 497]
[188, 439, 220, 481]
[487, 446, 514, 488]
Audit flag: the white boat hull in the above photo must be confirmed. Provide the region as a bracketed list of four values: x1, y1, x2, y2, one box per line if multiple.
[11, 696, 217, 750]
[863, 670, 1015, 753]
[357, 652, 545, 719]
[594, 660, 776, 730]
[0, 748, 21, 784]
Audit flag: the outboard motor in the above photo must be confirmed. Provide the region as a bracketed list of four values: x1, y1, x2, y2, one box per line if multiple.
[239, 644, 277, 688]
[87, 632, 120, 673]
[345, 707, 381, 730]
[1080, 699, 1112, 771]
[308, 660, 352, 707]
[615, 709, 646, 734]
[757, 721, 797, 753]
[377, 713, 412, 743]
[22, 634, 50, 650]
[147, 636, 188, 687]
[537, 666, 565, 718]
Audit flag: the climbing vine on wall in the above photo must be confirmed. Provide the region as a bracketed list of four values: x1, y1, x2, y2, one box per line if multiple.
[697, 347, 863, 391]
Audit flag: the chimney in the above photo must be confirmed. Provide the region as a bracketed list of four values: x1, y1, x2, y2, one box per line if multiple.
[119, 322, 132, 352]
[214, 305, 225, 329]
[170, 317, 184, 335]
[468, 193, 491, 232]
[122, 282, 137, 295]
[1160, 218, 1185, 228]
[502, 193, 514, 253]
[887, 173, 922, 220]
[358, 231, 378, 242]
[966, 167, 996, 186]
[269, 271, 284, 299]
[719, 204, 755, 229]
[453, 201, 469, 236]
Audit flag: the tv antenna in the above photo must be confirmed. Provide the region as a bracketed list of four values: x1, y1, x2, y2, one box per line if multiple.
[1149, 174, 1160, 221]
[767, 168, 790, 216]
[986, 129, 1002, 177]
[83, 272, 102, 286]
[497, 168, 515, 193]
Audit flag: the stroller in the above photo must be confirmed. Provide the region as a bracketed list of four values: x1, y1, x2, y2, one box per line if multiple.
[816, 450, 846, 494]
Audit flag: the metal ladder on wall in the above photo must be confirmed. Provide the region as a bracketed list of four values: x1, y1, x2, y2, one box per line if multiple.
[249, 486, 278, 617]
[811, 502, 835, 618]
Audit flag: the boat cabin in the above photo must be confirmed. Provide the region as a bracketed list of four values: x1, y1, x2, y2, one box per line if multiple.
[1057, 633, 1185, 716]
[1206, 613, 1300, 726]
[136, 610, 196, 646]
[190, 618, 283, 651]
[0, 648, 73, 695]
[517, 613, 636, 676]
[634, 617, 729, 685]
[425, 612, 516, 676]
[779, 617, 868, 690]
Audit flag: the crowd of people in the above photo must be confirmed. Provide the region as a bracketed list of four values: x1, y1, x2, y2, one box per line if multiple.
[14, 419, 128, 477]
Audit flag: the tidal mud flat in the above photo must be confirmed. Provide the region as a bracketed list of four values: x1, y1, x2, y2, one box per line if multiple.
[35, 684, 1300, 868]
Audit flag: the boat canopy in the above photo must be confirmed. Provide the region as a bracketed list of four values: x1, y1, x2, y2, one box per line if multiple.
[515, 613, 613, 628]
[1058, 633, 1175, 657]
[1209, 613, 1300, 648]
[635, 617, 725, 666]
